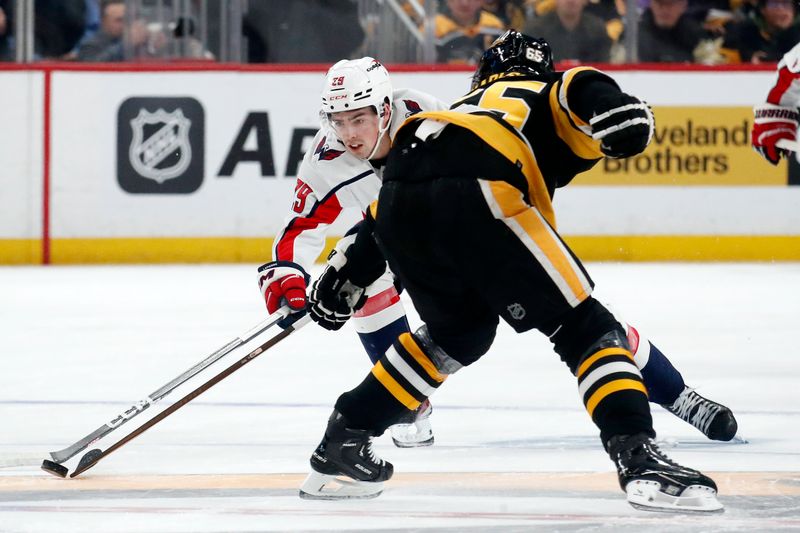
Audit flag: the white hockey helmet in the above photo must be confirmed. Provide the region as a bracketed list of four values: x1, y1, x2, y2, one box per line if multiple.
[321, 57, 394, 160]
[321, 57, 393, 116]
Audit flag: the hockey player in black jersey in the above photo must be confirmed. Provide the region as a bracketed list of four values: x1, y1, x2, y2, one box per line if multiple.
[300, 30, 724, 512]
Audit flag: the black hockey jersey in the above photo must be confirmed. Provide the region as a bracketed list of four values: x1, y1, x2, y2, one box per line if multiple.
[393, 66, 615, 228]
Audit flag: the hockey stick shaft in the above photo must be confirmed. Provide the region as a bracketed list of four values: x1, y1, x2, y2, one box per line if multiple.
[70, 313, 311, 478]
[48, 307, 291, 464]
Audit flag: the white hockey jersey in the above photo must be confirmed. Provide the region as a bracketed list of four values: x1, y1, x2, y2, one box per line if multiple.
[272, 88, 447, 272]
[766, 42, 800, 107]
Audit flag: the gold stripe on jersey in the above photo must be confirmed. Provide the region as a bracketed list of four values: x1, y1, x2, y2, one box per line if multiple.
[371, 361, 422, 410]
[585, 379, 648, 417]
[368, 200, 378, 219]
[398, 333, 446, 383]
[576, 347, 634, 378]
[402, 111, 556, 228]
[479, 179, 592, 305]
[549, 67, 604, 161]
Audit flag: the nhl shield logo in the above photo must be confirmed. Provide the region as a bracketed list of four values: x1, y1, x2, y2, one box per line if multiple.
[507, 303, 526, 321]
[129, 108, 192, 183]
[117, 96, 204, 194]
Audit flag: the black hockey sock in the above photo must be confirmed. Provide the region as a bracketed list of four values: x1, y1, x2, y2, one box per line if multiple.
[576, 338, 654, 446]
[336, 332, 448, 433]
[335, 373, 410, 433]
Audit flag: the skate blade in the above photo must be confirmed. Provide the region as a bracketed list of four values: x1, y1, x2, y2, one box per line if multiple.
[392, 435, 434, 448]
[626, 480, 724, 513]
[298, 470, 383, 500]
[390, 420, 434, 448]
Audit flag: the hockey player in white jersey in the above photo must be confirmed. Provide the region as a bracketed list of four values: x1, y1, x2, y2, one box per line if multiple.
[256, 57, 447, 447]
[752, 41, 800, 164]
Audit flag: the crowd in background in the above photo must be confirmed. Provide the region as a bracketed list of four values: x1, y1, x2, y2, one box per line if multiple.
[0, 0, 797, 64]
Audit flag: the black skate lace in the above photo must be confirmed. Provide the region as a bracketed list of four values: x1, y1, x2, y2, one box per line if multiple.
[669, 389, 721, 435]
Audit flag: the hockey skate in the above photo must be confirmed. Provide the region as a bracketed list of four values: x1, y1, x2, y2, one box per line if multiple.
[662, 387, 738, 441]
[390, 398, 434, 448]
[608, 432, 723, 513]
[299, 410, 393, 500]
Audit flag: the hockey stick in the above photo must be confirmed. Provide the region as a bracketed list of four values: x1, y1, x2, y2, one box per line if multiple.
[65, 313, 311, 479]
[44, 306, 292, 468]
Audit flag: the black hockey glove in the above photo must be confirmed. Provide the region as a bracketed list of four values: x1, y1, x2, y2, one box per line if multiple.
[309, 234, 369, 331]
[590, 93, 655, 159]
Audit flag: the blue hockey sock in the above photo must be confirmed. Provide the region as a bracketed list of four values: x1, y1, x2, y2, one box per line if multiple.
[357, 316, 410, 364]
[638, 341, 686, 405]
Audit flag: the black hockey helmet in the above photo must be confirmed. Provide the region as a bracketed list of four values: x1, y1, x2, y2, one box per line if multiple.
[471, 30, 554, 90]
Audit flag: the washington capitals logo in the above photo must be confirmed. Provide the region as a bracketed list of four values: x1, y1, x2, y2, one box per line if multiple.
[315, 135, 344, 161]
[404, 99, 422, 118]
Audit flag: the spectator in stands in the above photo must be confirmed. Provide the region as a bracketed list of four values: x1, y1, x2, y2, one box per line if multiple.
[77, 0, 149, 61]
[482, 0, 528, 28]
[530, 0, 624, 55]
[586, 0, 625, 41]
[34, 0, 87, 59]
[720, 0, 800, 62]
[523, 0, 612, 62]
[0, 0, 11, 61]
[75, 0, 102, 49]
[243, 0, 364, 63]
[638, 0, 710, 61]
[429, 0, 505, 64]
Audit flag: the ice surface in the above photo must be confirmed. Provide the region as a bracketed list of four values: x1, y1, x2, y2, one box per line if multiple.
[1, 263, 798, 532]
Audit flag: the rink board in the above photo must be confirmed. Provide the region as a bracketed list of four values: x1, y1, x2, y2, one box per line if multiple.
[29, 234, 800, 263]
[1, 64, 799, 264]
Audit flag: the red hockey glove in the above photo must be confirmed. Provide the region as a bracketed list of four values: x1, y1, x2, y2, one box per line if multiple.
[257, 261, 310, 314]
[752, 103, 799, 165]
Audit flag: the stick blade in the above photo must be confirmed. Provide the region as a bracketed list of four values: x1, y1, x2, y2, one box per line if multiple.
[41, 459, 69, 478]
[70, 448, 103, 478]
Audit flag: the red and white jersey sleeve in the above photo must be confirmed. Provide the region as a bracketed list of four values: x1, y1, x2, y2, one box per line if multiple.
[272, 130, 379, 272]
[271, 88, 447, 273]
[766, 42, 800, 107]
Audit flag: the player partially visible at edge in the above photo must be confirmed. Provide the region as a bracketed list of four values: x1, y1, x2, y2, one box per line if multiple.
[752, 41, 800, 164]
